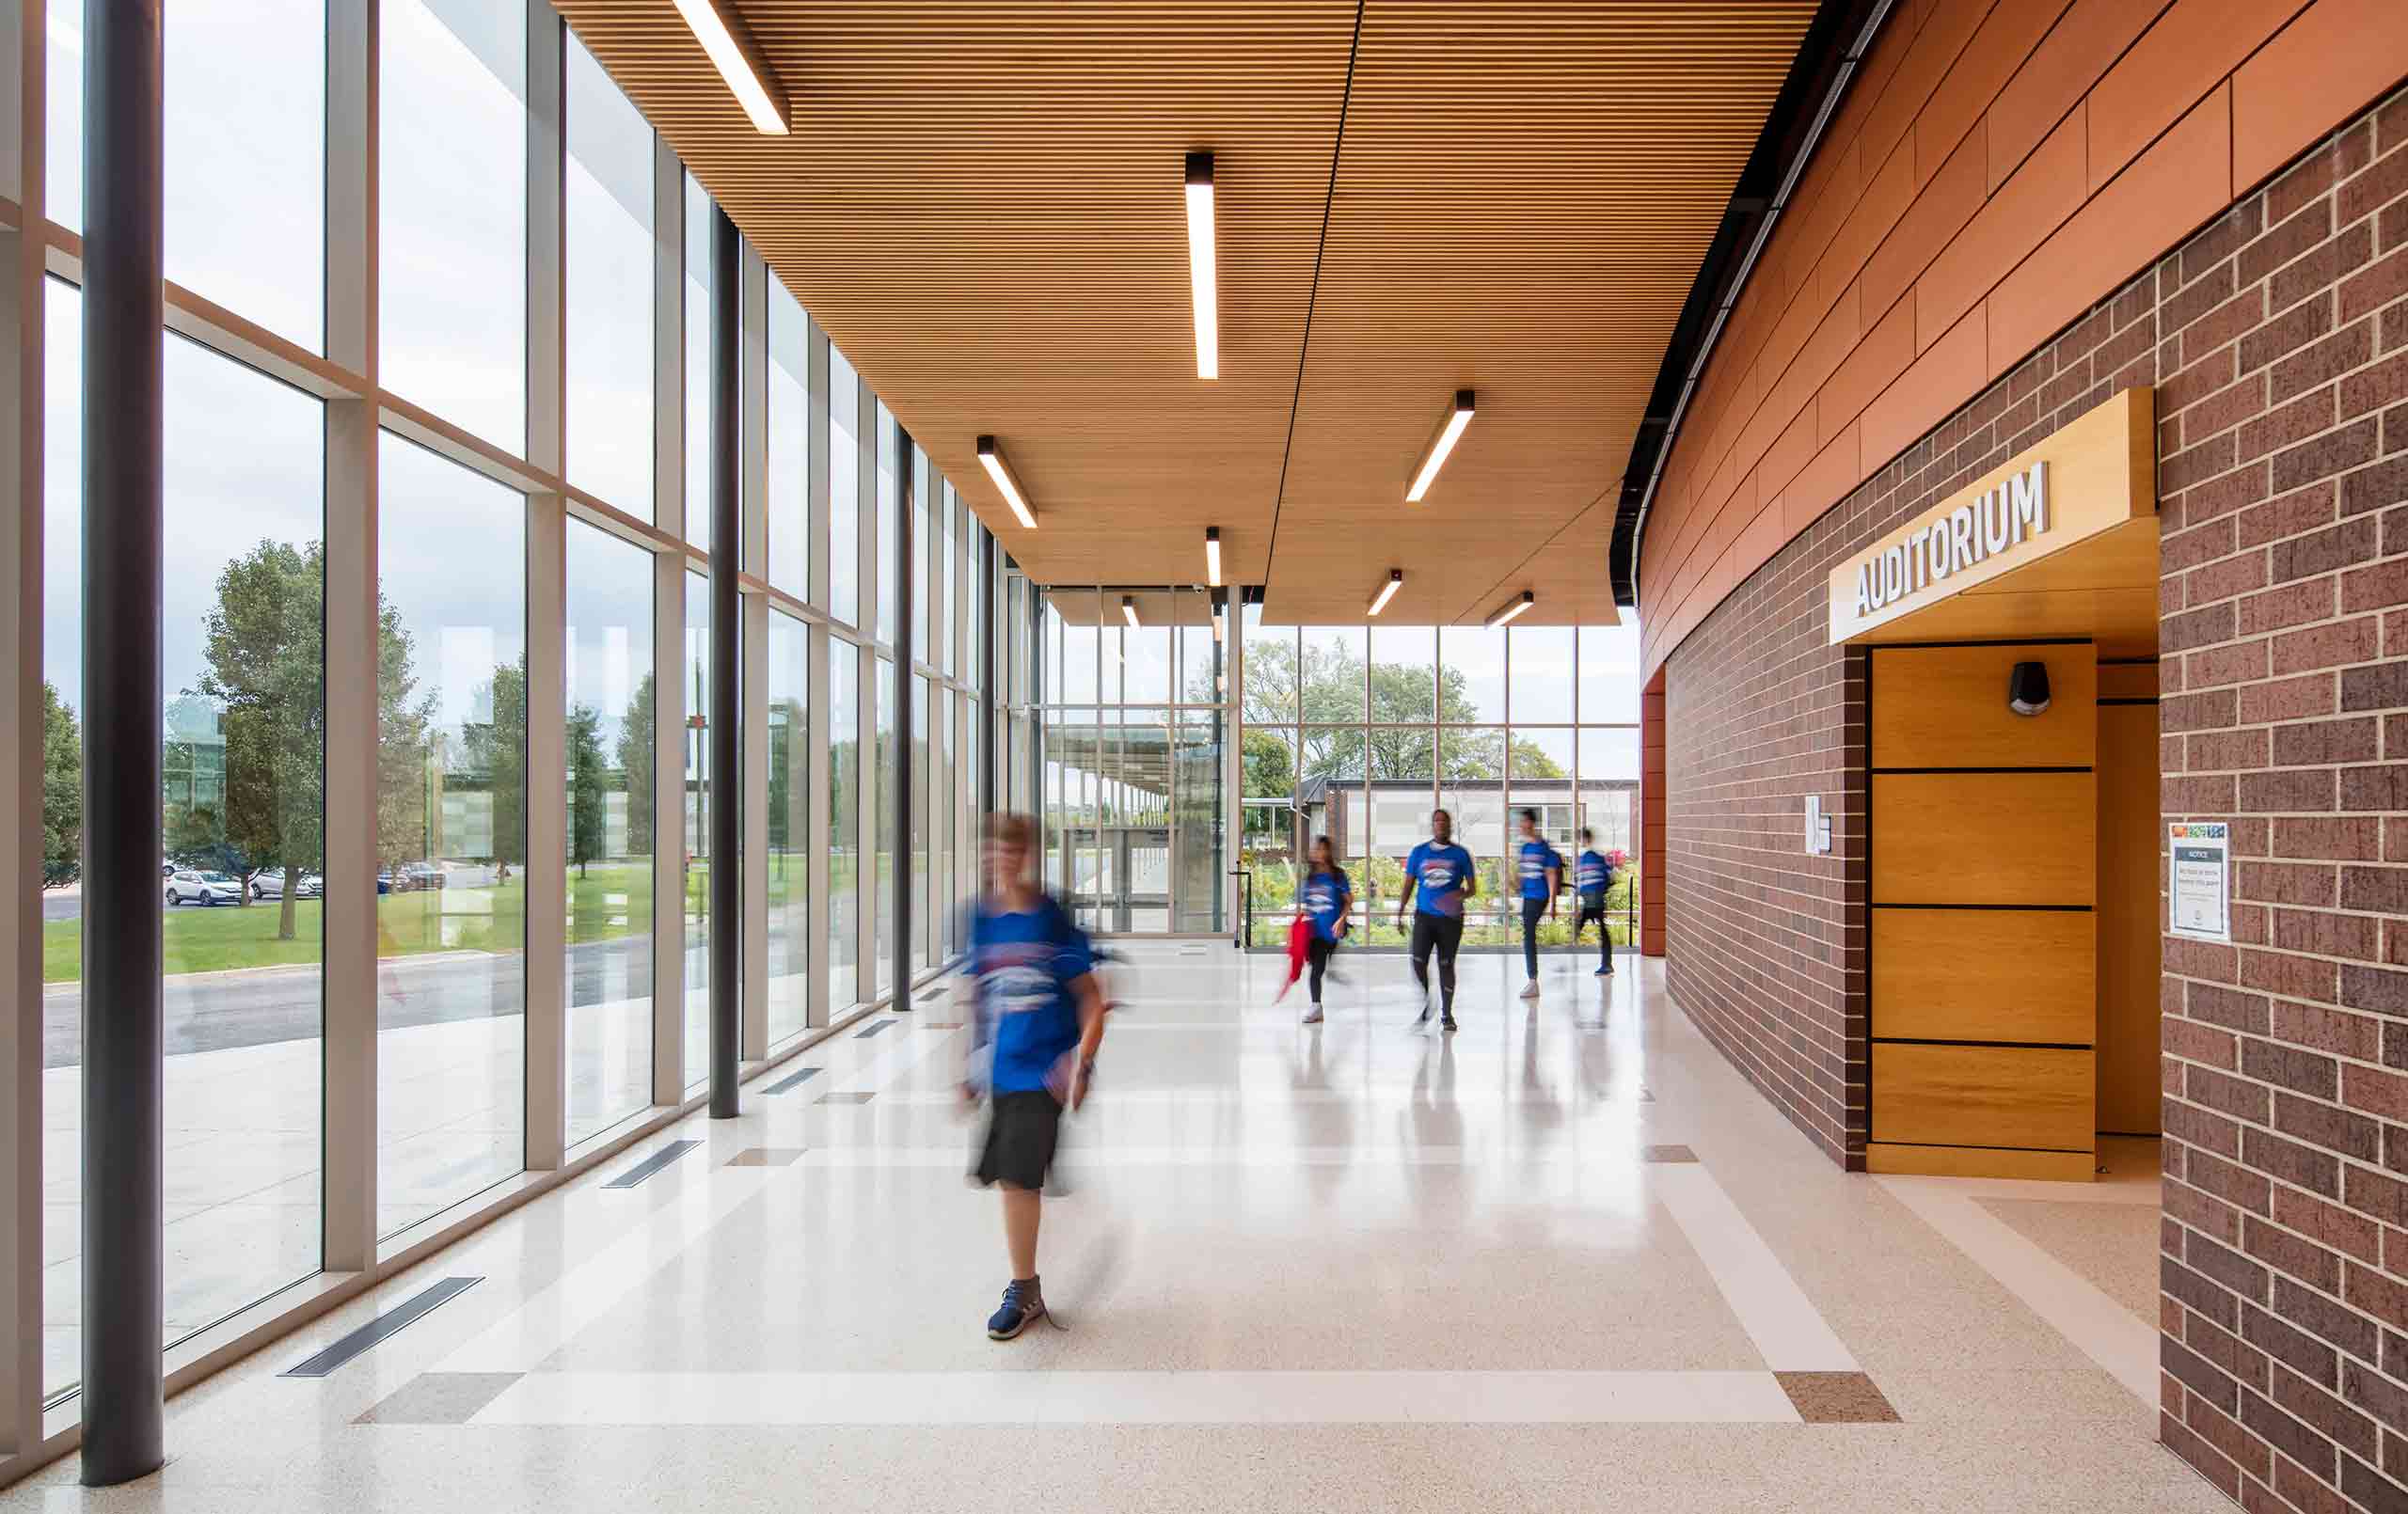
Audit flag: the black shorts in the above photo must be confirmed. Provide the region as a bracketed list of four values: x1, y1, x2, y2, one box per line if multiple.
[974, 1088, 1063, 1191]
[1576, 900, 1608, 930]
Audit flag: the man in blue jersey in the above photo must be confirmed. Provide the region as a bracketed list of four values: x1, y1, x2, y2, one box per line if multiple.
[1395, 808, 1475, 1033]
[1513, 808, 1562, 1000]
[1573, 828, 1617, 976]
[958, 812, 1107, 1341]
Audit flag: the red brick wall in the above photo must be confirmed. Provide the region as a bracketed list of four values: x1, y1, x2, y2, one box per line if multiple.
[2154, 96, 2408, 1514]
[1661, 85, 2408, 1512]
[1662, 513, 1868, 1167]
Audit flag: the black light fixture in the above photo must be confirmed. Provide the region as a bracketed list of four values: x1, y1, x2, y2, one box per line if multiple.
[1483, 590, 1534, 629]
[2008, 660, 2052, 717]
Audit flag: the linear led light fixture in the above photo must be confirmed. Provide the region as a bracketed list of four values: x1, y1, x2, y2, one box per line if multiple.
[1406, 389, 1476, 503]
[1121, 595, 1141, 630]
[672, 0, 790, 135]
[975, 435, 1036, 530]
[1185, 151, 1218, 380]
[1483, 591, 1534, 629]
[1369, 568, 1403, 617]
[1204, 526, 1223, 588]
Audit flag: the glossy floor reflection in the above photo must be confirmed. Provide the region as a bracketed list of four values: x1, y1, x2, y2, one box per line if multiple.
[5, 945, 2224, 1512]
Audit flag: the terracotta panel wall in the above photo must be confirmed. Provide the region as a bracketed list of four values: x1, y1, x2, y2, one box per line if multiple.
[1637, 0, 2408, 686]
[1660, 83, 2408, 1514]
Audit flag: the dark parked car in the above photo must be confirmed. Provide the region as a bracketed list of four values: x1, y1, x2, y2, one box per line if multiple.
[394, 862, 446, 892]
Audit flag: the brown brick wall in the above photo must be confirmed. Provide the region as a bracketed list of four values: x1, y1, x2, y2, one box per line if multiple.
[2155, 93, 2408, 1514]
[1662, 503, 1868, 1167]
[1663, 82, 2408, 1514]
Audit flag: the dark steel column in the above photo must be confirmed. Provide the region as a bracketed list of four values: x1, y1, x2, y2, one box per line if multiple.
[708, 207, 741, 1117]
[892, 418, 914, 1007]
[80, 0, 166, 1485]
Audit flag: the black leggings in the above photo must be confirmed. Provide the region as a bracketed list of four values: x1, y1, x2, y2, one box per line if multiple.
[1575, 901, 1612, 967]
[1305, 934, 1338, 1003]
[1409, 913, 1463, 1009]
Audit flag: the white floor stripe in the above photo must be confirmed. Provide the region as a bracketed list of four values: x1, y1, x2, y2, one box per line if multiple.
[1652, 1166, 1859, 1373]
[471, 1369, 1803, 1427]
[1877, 1175, 2158, 1404]
[797, 1145, 1640, 1168]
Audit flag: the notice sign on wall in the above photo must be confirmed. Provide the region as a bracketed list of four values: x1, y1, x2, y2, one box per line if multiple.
[2169, 822, 2230, 943]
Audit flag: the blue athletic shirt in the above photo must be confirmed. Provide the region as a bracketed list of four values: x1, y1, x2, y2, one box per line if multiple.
[1404, 841, 1475, 919]
[1576, 848, 1612, 901]
[1301, 866, 1353, 943]
[1517, 839, 1562, 901]
[964, 894, 1095, 1095]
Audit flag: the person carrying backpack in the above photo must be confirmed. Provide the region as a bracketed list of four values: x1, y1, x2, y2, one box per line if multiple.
[1573, 828, 1616, 976]
[1513, 808, 1563, 1000]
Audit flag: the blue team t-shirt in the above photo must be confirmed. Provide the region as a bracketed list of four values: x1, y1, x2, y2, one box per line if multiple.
[1517, 839, 1562, 900]
[1576, 848, 1612, 900]
[1404, 841, 1474, 919]
[1300, 867, 1353, 943]
[964, 895, 1095, 1095]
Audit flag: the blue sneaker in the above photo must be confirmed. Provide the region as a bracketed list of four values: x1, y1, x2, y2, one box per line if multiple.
[987, 1277, 1045, 1340]
[1593, 966, 1610, 976]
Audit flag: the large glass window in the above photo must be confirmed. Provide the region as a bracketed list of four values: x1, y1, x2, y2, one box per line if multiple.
[682, 571, 711, 1090]
[1509, 625, 1576, 723]
[41, 280, 330, 1396]
[381, 0, 527, 453]
[169, 2, 328, 348]
[767, 613, 810, 1043]
[376, 433, 528, 1238]
[564, 35, 655, 518]
[874, 658, 896, 992]
[827, 639, 862, 1009]
[563, 522, 654, 1143]
[912, 674, 932, 971]
[829, 348, 860, 625]
[911, 446, 931, 662]
[766, 280, 808, 598]
[51, 1, 328, 348]
[875, 402, 898, 645]
[683, 172, 712, 551]
[1232, 615, 1630, 950]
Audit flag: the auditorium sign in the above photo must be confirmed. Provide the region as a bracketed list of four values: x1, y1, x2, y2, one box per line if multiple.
[1829, 387, 2156, 644]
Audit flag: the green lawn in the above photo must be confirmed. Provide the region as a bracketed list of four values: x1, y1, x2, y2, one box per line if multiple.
[43, 862, 669, 984]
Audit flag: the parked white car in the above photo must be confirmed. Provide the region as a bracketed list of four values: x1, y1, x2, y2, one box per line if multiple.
[165, 870, 243, 907]
[249, 869, 324, 902]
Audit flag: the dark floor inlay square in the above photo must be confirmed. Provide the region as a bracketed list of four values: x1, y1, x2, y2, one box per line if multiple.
[855, 1018, 897, 1039]
[921, 1020, 962, 1029]
[1641, 1144, 1699, 1162]
[1776, 1371, 1901, 1424]
[820, 1090, 876, 1104]
[727, 1147, 806, 1167]
[355, 1371, 523, 1425]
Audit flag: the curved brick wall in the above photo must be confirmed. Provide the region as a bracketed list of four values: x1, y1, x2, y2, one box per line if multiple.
[1637, 0, 2408, 684]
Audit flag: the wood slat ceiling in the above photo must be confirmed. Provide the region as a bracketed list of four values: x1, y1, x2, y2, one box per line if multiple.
[554, 0, 1814, 624]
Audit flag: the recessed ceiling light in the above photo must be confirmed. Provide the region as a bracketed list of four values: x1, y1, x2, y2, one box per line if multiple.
[974, 435, 1036, 530]
[1406, 389, 1477, 503]
[1369, 568, 1403, 617]
[1204, 526, 1223, 588]
[1185, 151, 1218, 381]
[1483, 590, 1533, 629]
[672, 0, 789, 135]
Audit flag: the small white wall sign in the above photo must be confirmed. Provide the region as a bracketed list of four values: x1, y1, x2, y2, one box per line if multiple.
[1804, 796, 1832, 856]
[2168, 822, 2230, 943]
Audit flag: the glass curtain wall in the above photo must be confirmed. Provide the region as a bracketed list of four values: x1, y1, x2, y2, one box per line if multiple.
[1027, 588, 1227, 934]
[1238, 615, 1640, 947]
[16, 0, 1000, 1414]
